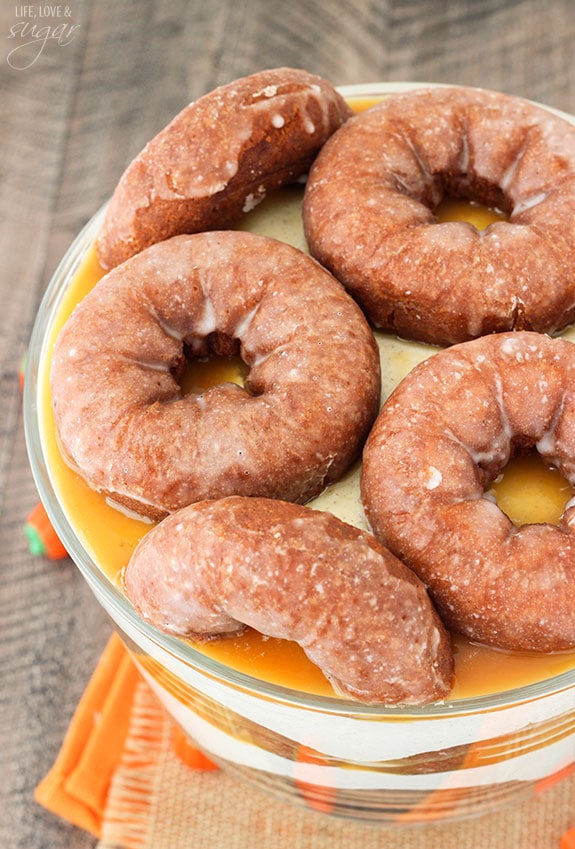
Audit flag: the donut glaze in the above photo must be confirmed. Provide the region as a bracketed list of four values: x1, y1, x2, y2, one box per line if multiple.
[122, 496, 454, 705]
[51, 231, 380, 521]
[361, 331, 575, 652]
[303, 86, 575, 346]
[97, 68, 352, 270]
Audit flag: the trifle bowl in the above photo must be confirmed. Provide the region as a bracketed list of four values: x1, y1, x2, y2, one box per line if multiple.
[24, 82, 575, 824]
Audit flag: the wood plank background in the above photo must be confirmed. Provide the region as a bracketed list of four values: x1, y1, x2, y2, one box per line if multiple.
[2, 1, 575, 847]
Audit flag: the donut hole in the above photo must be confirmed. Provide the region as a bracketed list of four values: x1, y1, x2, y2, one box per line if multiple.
[434, 178, 509, 231]
[179, 333, 249, 396]
[488, 449, 573, 526]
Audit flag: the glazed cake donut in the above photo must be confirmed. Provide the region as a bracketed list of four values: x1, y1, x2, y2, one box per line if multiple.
[122, 496, 454, 705]
[97, 67, 352, 269]
[303, 86, 575, 346]
[51, 230, 380, 521]
[361, 331, 575, 653]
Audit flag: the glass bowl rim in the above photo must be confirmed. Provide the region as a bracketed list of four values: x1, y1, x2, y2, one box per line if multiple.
[24, 80, 575, 719]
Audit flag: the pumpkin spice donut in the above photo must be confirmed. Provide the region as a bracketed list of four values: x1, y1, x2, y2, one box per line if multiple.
[361, 331, 575, 653]
[51, 230, 380, 521]
[303, 86, 575, 346]
[122, 496, 454, 705]
[97, 67, 352, 270]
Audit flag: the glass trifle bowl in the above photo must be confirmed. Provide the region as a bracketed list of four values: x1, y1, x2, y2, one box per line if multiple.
[24, 82, 575, 824]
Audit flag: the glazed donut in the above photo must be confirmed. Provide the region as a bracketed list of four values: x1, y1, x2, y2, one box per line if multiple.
[361, 331, 575, 653]
[303, 86, 575, 346]
[122, 496, 454, 705]
[51, 230, 380, 521]
[97, 67, 351, 270]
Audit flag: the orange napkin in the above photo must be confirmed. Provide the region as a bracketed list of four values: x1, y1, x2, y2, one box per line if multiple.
[35, 632, 216, 838]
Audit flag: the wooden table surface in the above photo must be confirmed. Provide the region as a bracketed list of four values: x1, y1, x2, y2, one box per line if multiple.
[2, 1, 575, 847]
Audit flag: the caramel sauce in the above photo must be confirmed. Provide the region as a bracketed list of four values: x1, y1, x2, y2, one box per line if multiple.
[435, 197, 508, 229]
[39, 185, 575, 703]
[489, 453, 573, 527]
[180, 356, 246, 395]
